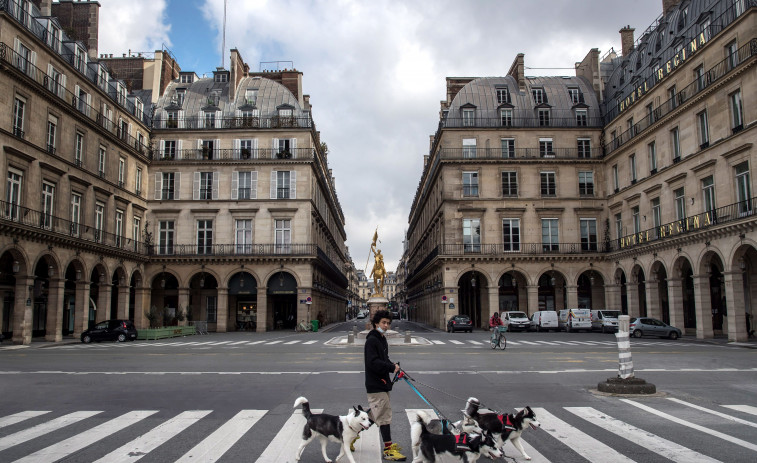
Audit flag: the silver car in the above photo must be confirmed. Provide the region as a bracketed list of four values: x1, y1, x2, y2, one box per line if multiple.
[629, 317, 682, 339]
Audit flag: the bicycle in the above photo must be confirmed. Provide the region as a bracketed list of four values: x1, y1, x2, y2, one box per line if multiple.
[490, 325, 507, 350]
[295, 319, 312, 332]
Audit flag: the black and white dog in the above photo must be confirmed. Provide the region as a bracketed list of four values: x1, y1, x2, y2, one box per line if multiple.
[461, 397, 540, 461]
[411, 410, 502, 463]
[293, 396, 372, 463]
[411, 409, 481, 459]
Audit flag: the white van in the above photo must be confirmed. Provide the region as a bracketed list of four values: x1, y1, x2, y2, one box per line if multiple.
[530, 311, 558, 331]
[501, 311, 531, 331]
[591, 309, 621, 333]
[558, 308, 592, 332]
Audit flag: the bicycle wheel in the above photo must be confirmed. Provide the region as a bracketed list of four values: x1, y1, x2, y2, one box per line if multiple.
[490, 333, 498, 349]
[498, 335, 507, 350]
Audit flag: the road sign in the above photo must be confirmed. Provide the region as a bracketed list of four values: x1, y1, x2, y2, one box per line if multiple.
[306, 296, 312, 305]
[448, 303, 455, 309]
[441, 295, 448, 303]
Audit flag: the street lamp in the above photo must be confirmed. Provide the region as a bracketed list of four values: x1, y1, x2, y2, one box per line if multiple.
[199, 264, 205, 288]
[510, 263, 517, 288]
[589, 262, 595, 285]
[550, 263, 556, 286]
[12, 260, 19, 274]
[160, 265, 166, 288]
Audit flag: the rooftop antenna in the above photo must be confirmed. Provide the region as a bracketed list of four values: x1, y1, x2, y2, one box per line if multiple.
[221, 0, 227, 68]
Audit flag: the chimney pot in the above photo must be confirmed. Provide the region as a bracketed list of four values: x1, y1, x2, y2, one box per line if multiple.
[619, 26, 636, 57]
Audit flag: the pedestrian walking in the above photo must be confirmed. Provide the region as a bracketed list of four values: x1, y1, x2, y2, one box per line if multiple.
[747, 312, 754, 338]
[358, 309, 406, 460]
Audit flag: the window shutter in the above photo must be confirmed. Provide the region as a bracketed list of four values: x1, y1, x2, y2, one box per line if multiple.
[290, 170, 297, 199]
[177, 139, 183, 159]
[291, 138, 297, 158]
[30, 51, 36, 78]
[197, 139, 202, 159]
[215, 139, 220, 158]
[178, 110, 185, 129]
[59, 74, 66, 97]
[193, 172, 200, 200]
[234, 139, 240, 159]
[160, 140, 166, 158]
[270, 171, 277, 199]
[86, 93, 92, 117]
[250, 171, 258, 199]
[212, 172, 219, 199]
[128, 123, 133, 138]
[231, 171, 239, 200]
[154, 173, 162, 200]
[47, 63, 53, 91]
[272, 138, 279, 157]
[235, 109, 241, 118]
[175, 172, 181, 200]
[74, 84, 80, 107]
[14, 38, 20, 55]
[216, 111, 222, 128]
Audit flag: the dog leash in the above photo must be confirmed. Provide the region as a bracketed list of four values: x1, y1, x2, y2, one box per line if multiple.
[393, 366, 459, 433]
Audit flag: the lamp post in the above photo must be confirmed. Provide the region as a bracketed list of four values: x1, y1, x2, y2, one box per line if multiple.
[471, 273, 477, 328]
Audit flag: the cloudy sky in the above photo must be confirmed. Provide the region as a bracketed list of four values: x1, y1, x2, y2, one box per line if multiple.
[98, 0, 664, 272]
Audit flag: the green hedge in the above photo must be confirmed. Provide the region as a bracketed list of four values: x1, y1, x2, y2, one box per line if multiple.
[137, 326, 196, 340]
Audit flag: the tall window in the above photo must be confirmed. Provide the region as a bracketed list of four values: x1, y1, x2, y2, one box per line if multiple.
[674, 187, 686, 220]
[163, 140, 176, 159]
[726, 40, 739, 70]
[238, 171, 252, 199]
[75, 132, 84, 166]
[613, 164, 619, 191]
[13, 97, 25, 138]
[462, 108, 475, 127]
[538, 108, 550, 127]
[671, 127, 681, 162]
[159, 221, 175, 255]
[161, 172, 176, 200]
[202, 140, 215, 159]
[575, 109, 587, 127]
[501, 171, 517, 197]
[200, 172, 213, 200]
[276, 171, 291, 199]
[627, 117, 635, 137]
[632, 206, 640, 234]
[462, 172, 478, 197]
[94, 202, 104, 242]
[500, 109, 512, 127]
[502, 218, 520, 252]
[70, 193, 81, 236]
[97, 147, 106, 176]
[730, 90, 743, 131]
[462, 139, 477, 159]
[275, 219, 292, 253]
[206, 296, 217, 323]
[735, 162, 752, 215]
[695, 65, 705, 91]
[197, 220, 213, 254]
[5, 170, 22, 221]
[568, 88, 580, 104]
[580, 218, 597, 251]
[463, 218, 481, 253]
[118, 158, 125, 187]
[496, 87, 510, 104]
[133, 217, 141, 250]
[630, 154, 637, 182]
[46, 115, 57, 153]
[541, 219, 559, 251]
[668, 85, 677, 108]
[204, 111, 215, 129]
[648, 141, 657, 173]
[42, 181, 54, 229]
[540, 172, 556, 196]
[235, 219, 253, 253]
[501, 138, 514, 158]
[578, 171, 594, 196]
[240, 139, 254, 159]
[539, 138, 553, 157]
[135, 167, 143, 196]
[577, 139, 591, 158]
[115, 210, 124, 247]
[701, 176, 715, 221]
[697, 110, 709, 147]
[615, 213, 623, 240]
[532, 88, 545, 104]
[651, 198, 661, 236]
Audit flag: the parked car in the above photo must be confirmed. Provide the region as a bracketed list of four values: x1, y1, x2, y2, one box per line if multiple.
[356, 310, 368, 319]
[501, 311, 531, 331]
[447, 315, 473, 333]
[558, 308, 592, 332]
[81, 320, 138, 343]
[591, 309, 621, 333]
[629, 317, 681, 339]
[391, 310, 400, 319]
[530, 311, 559, 331]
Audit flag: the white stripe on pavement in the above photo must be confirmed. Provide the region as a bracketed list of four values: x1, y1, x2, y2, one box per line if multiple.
[265, 341, 283, 345]
[255, 408, 323, 463]
[227, 341, 251, 345]
[449, 340, 464, 345]
[207, 341, 233, 346]
[13, 411, 158, 463]
[0, 411, 51, 430]
[621, 400, 757, 452]
[93, 410, 211, 463]
[516, 341, 540, 345]
[247, 341, 266, 345]
[284, 341, 300, 345]
[532, 407, 635, 462]
[431, 340, 445, 345]
[722, 405, 757, 416]
[566, 407, 721, 463]
[467, 340, 482, 345]
[302, 340, 318, 345]
[666, 398, 757, 428]
[0, 411, 101, 451]
[175, 410, 266, 463]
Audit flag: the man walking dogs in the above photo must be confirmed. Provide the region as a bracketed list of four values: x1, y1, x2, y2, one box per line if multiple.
[360, 309, 406, 460]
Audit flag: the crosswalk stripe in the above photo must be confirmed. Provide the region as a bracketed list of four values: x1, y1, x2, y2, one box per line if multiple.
[207, 341, 233, 345]
[449, 340, 464, 345]
[467, 340, 482, 345]
[93, 410, 212, 463]
[517, 341, 540, 345]
[302, 340, 318, 345]
[533, 340, 556, 345]
[431, 340, 445, 345]
[12, 411, 157, 463]
[666, 398, 757, 428]
[284, 340, 300, 345]
[174, 410, 266, 462]
[0, 411, 51, 430]
[566, 407, 721, 463]
[532, 407, 634, 462]
[722, 405, 757, 416]
[255, 408, 323, 462]
[0, 411, 101, 452]
[247, 341, 266, 345]
[621, 399, 757, 452]
[550, 341, 580, 345]
[227, 341, 250, 345]
[266, 341, 283, 345]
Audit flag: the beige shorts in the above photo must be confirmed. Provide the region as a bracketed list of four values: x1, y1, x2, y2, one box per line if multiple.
[366, 392, 392, 426]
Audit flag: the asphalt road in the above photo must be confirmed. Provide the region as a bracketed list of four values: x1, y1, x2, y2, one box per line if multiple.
[1, 320, 756, 462]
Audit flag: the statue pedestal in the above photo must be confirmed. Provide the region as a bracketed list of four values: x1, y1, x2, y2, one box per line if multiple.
[366, 296, 389, 330]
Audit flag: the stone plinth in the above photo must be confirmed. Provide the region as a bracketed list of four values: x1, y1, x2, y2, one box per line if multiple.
[366, 296, 389, 330]
[597, 377, 656, 394]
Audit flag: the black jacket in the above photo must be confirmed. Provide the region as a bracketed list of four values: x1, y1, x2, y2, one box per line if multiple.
[364, 329, 395, 393]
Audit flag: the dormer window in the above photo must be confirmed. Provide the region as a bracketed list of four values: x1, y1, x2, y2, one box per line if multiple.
[677, 6, 688, 33]
[532, 88, 546, 104]
[180, 73, 194, 84]
[462, 108, 475, 127]
[176, 89, 186, 107]
[568, 88, 582, 104]
[245, 89, 258, 106]
[117, 84, 127, 106]
[98, 67, 108, 89]
[496, 87, 510, 104]
[75, 47, 86, 72]
[215, 72, 229, 83]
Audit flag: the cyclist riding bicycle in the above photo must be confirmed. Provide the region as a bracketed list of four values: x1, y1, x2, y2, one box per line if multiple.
[489, 312, 503, 330]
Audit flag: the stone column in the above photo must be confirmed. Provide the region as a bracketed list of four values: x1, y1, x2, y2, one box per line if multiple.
[216, 287, 228, 332]
[256, 287, 267, 332]
[666, 278, 684, 330]
[723, 271, 747, 342]
[692, 274, 714, 339]
[605, 284, 622, 311]
[555, 283, 566, 310]
[133, 286, 150, 330]
[96, 283, 111, 323]
[45, 278, 65, 342]
[626, 282, 640, 318]
[12, 277, 35, 345]
[566, 285, 578, 309]
[645, 278, 661, 320]
[117, 285, 130, 320]
[178, 288, 190, 326]
[527, 285, 539, 314]
[73, 281, 91, 338]
[487, 286, 499, 319]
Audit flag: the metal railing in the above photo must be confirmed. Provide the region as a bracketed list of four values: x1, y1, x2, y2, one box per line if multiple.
[441, 112, 604, 129]
[438, 147, 603, 160]
[437, 243, 604, 255]
[150, 243, 317, 257]
[152, 147, 315, 161]
[152, 115, 314, 130]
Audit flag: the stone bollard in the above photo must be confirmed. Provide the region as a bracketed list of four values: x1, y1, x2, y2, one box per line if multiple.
[597, 315, 656, 394]
[347, 331, 354, 344]
[353, 325, 359, 336]
[404, 330, 411, 344]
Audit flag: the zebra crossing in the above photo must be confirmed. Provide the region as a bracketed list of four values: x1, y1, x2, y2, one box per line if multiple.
[1, 399, 755, 462]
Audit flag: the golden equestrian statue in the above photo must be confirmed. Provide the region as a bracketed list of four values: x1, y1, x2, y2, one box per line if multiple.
[369, 230, 387, 297]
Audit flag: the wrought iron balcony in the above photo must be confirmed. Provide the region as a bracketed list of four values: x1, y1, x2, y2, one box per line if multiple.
[152, 147, 315, 161]
[438, 147, 603, 160]
[152, 115, 314, 130]
[150, 243, 317, 257]
[441, 111, 604, 129]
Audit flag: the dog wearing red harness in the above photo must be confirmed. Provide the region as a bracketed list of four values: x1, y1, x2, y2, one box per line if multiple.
[411, 410, 501, 462]
[459, 397, 540, 461]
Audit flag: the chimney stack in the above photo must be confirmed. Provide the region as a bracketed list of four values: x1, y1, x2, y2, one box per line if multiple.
[39, 0, 52, 16]
[620, 26, 635, 57]
[662, 0, 682, 16]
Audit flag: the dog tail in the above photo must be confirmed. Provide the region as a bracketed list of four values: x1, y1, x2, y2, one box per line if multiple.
[293, 396, 312, 419]
[414, 411, 431, 435]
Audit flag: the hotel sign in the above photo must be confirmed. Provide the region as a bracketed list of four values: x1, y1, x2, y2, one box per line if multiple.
[618, 32, 708, 114]
[619, 212, 715, 249]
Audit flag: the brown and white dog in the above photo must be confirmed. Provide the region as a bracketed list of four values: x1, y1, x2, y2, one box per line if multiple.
[459, 397, 540, 460]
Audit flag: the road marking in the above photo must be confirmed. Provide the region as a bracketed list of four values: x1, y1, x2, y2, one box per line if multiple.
[0, 411, 101, 451]
[533, 407, 634, 462]
[0, 411, 51, 430]
[467, 340, 482, 345]
[227, 341, 250, 346]
[284, 341, 300, 345]
[566, 407, 721, 463]
[247, 341, 266, 345]
[431, 340, 445, 345]
[255, 408, 323, 462]
[666, 398, 757, 428]
[621, 399, 757, 452]
[517, 341, 540, 345]
[93, 410, 211, 462]
[302, 340, 318, 345]
[449, 340, 464, 344]
[207, 341, 233, 346]
[174, 410, 266, 462]
[722, 405, 757, 416]
[266, 340, 283, 345]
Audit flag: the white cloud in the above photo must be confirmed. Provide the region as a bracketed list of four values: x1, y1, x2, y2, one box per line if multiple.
[98, 0, 171, 55]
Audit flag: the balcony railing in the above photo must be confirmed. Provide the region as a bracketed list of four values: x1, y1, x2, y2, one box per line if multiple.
[438, 147, 603, 160]
[0, 199, 148, 254]
[0, 42, 151, 155]
[438, 243, 605, 255]
[153, 115, 314, 130]
[153, 147, 315, 161]
[441, 111, 604, 129]
[151, 243, 317, 257]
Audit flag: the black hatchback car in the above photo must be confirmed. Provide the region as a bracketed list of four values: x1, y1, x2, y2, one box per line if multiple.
[81, 320, 138, 343]
[447, 315, 473, 333]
